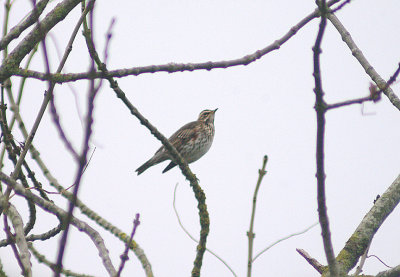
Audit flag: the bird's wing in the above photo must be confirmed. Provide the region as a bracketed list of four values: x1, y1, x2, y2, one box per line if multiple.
[155, 121, 199, 154]
[170, 121, 199, 150]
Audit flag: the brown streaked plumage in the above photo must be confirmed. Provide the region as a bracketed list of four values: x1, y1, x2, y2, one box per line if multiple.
[135, 109, 217, 175]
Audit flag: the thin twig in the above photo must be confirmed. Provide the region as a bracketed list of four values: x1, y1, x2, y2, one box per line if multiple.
[327, 62, 400, 111]
[327, 96, 375, 110]
[247, 155, 268, 277]
[173, 183, 238, 277]
[367, 254, 392, 269]
[378, 62, 400, 94]
[252, 222, 318, 262]
[103, 18, 116, 64]
[48, 0, 96, 161]
[116, 214, 141, 277]
[47, 32, 85, 128]
[329, 0, 352, 13]
[82, 146, 96, 175]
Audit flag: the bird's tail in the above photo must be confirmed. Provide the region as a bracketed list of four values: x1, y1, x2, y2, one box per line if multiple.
[135, 155, 164, 175]
[162, 161, 177, 173]
[135, 160, 153, 175]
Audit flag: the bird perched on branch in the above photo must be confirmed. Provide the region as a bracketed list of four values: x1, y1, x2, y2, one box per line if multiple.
[135, 109, 217, 175]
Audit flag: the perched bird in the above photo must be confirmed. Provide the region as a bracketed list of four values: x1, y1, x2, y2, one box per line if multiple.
[136, 109, 217, 175]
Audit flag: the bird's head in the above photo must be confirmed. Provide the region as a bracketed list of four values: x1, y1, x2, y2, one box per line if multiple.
[198, 108, 218, 123]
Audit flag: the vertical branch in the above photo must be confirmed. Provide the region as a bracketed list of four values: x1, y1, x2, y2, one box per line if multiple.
[312, 1, 338, 276]
[3, 215, 26, 275]
[54, 2, 98, 276]
[247, 155, 268, 277]
[1, 0, 12, 59]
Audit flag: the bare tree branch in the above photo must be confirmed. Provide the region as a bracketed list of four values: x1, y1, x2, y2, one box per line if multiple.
[80, 9, 209, 276]
[173, 183, 238, 277]
[3, 76, 153, 275]
[247, 155, 268, 277]
[54, 3, 100, 275]
[8, 0, 343, 83]
[253, 222, 318, 262]
[4, 210, 31, 276]
[312, 0, 338, 276]
[0, 0, 50, 51]
[3, 203, 32, 276]
[296, 248, 324, 274]
[0, 171, 118, 277]
[0, 45, 38, 167]
[335, 174, 400, 274]
[116, 214, 141, 277]
[327, 13, 400, 111]
[28, 242, 95, 277]
[0, 0, 83, 81]
[376, 265, 400, 277]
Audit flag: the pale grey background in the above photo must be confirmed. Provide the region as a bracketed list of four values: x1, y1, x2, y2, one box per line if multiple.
[1, 0, 399, 276]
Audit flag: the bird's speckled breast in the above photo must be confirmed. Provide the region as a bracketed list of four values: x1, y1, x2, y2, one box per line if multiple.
[182, 123, 214, 163]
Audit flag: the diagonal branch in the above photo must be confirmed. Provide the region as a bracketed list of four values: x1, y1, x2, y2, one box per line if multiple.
[327, 13, 400, 111]
[116, 214, 141, 277]
[296, 248, 324, 274]
[0, 0, 50, 51]
[336, 174, 400, 273]
[81, 11, 209, 277]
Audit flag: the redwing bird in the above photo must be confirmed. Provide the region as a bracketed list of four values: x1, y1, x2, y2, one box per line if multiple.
[135, 109, 217, 175]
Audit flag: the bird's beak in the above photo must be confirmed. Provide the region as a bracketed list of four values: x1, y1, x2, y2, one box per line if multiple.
[213, 108, 218, 113]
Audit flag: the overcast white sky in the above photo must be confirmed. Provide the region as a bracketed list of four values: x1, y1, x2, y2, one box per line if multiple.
[1, 0, 400, 276]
